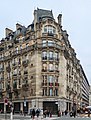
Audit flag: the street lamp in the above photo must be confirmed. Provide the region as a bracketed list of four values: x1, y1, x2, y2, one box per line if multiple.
[24, 96, 26, 116]
[9, 89, 13, 120]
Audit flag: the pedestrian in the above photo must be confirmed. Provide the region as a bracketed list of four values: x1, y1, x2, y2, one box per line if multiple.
[88, 109, 90, 117]
[43, 109, 47, 118]
[50, 111, 52, 117]
[36, 109, 40, 118]
[65, 110, 68, 115]
[57, 110, 60, 117]
[32, 109, 35, 119]
[47, 110, 50, 117]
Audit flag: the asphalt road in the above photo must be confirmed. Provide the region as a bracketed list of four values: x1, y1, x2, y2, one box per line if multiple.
[0, 114, 91, 120]
[60, 116, 91, 120]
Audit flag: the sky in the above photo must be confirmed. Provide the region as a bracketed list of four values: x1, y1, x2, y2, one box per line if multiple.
[0, 0, 91, 84]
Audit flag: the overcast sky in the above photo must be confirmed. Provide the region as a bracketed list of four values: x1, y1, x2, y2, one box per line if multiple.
[0, 0, 91, 84]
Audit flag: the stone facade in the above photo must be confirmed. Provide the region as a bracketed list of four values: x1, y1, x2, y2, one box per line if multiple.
[0, 8, 89, 114]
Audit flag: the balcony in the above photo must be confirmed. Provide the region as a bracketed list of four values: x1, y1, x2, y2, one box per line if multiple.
[48, 57, 54, 61]
[55, 82, 59, 87]
[49, 82, 54, 87]
[42, 33, 58, 38]
[42, 82, 47, 86]
[42, 69, 47, 72]
[42, 56, 47, 60]
[24, 71, 28, 75]
[48, 69, 54, 72]
[38, 43, 61, 50]
[55, 69, 59, 73]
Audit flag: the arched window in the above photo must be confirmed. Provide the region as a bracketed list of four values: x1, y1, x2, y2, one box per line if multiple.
[42, 51, 47, 60]
[49, 51, 53, 60]
[48, 63, 54, 72]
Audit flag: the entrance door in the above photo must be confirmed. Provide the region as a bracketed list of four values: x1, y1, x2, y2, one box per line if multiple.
[43, 101, 58, 114]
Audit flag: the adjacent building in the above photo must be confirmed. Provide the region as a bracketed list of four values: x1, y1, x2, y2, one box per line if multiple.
[89, 86, 91, 106]
[0, 8, 90, 114]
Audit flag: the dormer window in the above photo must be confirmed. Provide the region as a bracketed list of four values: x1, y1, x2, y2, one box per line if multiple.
[44, 25, 56, 34]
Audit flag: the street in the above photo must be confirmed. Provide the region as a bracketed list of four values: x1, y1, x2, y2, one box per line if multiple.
[60, 116, 91, 120]
[0, 114, 91, 120]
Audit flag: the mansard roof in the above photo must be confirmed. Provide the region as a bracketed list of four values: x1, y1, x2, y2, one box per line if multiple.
[34, 8, 54, 22]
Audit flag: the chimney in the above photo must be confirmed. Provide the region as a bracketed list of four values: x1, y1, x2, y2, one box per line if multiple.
[16, 23, 22, 30]
[5, 28, 13, 37]
[57, 14, 62, 26]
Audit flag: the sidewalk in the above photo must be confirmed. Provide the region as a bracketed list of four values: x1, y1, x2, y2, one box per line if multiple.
[43, 117, 60, 120]
[0, 114, 60, 120]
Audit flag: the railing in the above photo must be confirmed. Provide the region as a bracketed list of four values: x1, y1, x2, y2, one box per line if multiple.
[2, 43, 63, 61]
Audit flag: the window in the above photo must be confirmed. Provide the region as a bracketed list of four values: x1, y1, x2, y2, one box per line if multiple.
[48, 63, 54, 71]
[19, 58, 21, 64]
[42, 51, 47, 60]
[42, 63, 47, 71]
[25, 54, 28, 60]
[48, 76, 54, 83]
[7, 73, 11, 78]
[16, 47, 18, 53]
[48, 26, 53, 33]
[13, 69, 17, 75]
[44, 25, 56, 34]
[55, 76, 58, 82]
[44, 27, 47, 33]
[54, 89, 58, 96]
[43, 88, 47, 96]
[42, 40, 47, 47]
[55, 64, 58, 71]
[19, 79, 21, 86]
[26, 43, 29, 48]
[42, 75, 47, 81]
[48, 40, 54, 46]
[49, 51, 53, 60]
[20, 45, 22, 50]
[54, 52, 59, 60]
[49, 88, 53, 96]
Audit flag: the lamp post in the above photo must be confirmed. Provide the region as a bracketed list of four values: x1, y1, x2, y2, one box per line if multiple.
[24, 96, 26, 116]
[9, 89, 13, 120]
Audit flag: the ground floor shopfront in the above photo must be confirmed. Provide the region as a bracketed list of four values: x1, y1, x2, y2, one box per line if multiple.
[0, 98, 73, 114]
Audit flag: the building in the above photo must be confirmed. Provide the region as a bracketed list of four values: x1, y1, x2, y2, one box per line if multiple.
[89, 86, 91, 106]
[0, 8, 89, 114]
[80, 66, 90, 110]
